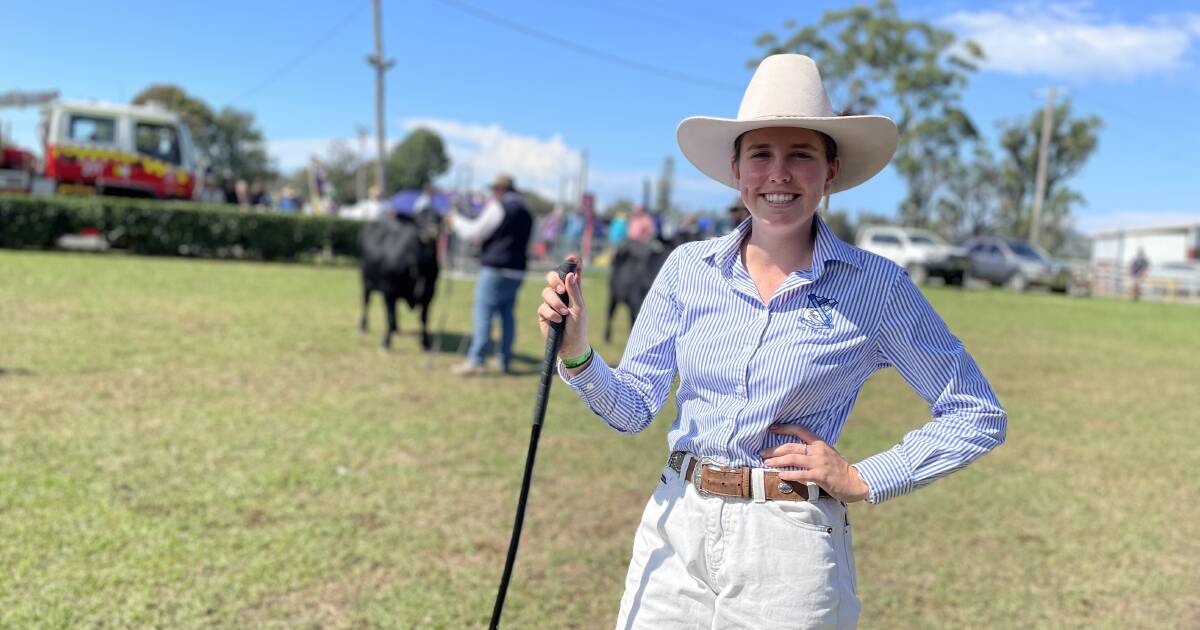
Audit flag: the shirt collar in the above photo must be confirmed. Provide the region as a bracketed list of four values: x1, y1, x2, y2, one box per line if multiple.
[703, 213, 864, 276]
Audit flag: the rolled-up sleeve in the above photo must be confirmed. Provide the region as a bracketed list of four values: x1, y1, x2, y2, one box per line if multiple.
[558, 248, 683, 434]
[855, 269, 1007, 504]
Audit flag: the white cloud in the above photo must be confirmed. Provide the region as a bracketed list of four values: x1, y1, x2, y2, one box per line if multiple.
[400, 117, 583, 202]
[269, 120, 734, 210]
[945, 4, 1200, 79]
[1074, 210, 1200, 234]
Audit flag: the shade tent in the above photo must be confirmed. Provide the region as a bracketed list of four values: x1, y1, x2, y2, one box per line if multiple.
[389, 190, 487, 217]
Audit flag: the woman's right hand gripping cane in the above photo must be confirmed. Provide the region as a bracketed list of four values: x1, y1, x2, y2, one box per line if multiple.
[537, 256, 591, 375]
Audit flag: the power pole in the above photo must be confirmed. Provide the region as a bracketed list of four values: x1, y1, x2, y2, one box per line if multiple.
[1029, 86, 1056, 248]
[367, 0, 394, 194]
[355, 125, 369, 201]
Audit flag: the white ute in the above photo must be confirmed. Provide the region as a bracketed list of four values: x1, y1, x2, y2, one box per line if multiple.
[856, 225, 970, 286]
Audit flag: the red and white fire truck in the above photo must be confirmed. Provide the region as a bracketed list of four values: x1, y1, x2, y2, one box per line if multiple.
[0, 98, 203, 200]
[41, 100, 203, 199]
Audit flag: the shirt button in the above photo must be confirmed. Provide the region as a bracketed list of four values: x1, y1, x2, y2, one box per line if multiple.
[584, 383, 596, 391]
[735, 385, 745, 394]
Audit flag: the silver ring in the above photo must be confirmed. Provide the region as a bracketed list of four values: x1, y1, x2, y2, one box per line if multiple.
[804, 443, 809, 456]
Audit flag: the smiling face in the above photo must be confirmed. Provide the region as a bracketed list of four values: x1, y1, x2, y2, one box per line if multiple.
[731, 127, 840, 233]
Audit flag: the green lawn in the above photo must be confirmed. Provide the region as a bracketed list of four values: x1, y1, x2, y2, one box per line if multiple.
[1, 250, 1197, 628]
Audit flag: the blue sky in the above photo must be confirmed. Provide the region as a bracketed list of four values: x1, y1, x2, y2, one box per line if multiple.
[3, 0, 1199, 233]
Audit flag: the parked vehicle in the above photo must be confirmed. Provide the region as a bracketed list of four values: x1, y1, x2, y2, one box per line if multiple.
[38, 100, 202, 199]
[1146, 261, 1200, 298]
[960, 236, 1072, 292]
[0, 142, 36, 192]
[856, 225, 969, 285]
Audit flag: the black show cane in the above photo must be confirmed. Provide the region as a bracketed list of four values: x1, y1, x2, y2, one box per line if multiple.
[489, 258, 577, 629]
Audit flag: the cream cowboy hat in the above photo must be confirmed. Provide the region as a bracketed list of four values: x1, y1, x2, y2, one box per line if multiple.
[676, 54, 898, 193]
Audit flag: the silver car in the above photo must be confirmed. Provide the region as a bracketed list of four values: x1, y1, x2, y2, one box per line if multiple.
[960, 236, 1072, 293]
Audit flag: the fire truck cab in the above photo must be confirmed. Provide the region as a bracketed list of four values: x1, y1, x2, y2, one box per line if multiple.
[41, 100, 202, 199]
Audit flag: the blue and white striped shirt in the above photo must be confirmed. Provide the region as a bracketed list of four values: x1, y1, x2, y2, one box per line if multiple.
[562, 216, 1006, 504]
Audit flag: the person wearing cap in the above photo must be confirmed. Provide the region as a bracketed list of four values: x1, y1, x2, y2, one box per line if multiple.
[537, 54, 1006, 628]
[448, 174, 533, 376]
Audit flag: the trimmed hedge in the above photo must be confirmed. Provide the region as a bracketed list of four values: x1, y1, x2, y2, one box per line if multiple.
[0, 193, 361, 261]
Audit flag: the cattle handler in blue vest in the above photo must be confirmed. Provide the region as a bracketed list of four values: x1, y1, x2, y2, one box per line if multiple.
[536, 54, 1007, 628]
[449, 173, 534, 376]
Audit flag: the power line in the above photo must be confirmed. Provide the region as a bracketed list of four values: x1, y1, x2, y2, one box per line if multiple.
[585, 0, 760, 39]
[432, 0, 741, 93]
[230, 2, 369, 106]
[638, 0, 765, 35]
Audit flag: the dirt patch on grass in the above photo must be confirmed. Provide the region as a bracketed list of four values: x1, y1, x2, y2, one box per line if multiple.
[243, 570, 391, 628]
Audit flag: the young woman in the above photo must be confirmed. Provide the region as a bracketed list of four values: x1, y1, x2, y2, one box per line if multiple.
[537, 54, 1006, 629]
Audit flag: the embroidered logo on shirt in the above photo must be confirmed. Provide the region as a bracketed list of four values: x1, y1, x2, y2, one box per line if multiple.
[800, 293, 838, 331]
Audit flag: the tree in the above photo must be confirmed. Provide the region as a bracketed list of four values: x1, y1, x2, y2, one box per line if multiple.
[995, 99, 1101, 252]
[132, 84, 275, 184]
[385, 127, 449, 194]
[934, 144, 1002, 240]
[655, 156, 674, 216]
[754, 0, 983, 226]
[208, 107, 274, 184]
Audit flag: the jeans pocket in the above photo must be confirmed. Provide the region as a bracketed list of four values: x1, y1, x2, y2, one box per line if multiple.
[765, 499, 836, 535]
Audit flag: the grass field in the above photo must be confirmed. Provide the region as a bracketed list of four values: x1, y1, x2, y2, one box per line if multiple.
[2, 250, 1198, 628]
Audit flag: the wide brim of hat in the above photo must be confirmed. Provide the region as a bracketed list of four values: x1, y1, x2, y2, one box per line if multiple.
[676, 115, 898, 193]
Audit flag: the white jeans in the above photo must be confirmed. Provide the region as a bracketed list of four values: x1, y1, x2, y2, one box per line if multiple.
[615, 458, 860, 629]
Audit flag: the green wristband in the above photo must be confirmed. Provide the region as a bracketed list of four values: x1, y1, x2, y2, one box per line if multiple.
[561, 345, 593, 369]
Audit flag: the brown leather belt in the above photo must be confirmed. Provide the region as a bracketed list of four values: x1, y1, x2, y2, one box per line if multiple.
[668, 451, 828, 502]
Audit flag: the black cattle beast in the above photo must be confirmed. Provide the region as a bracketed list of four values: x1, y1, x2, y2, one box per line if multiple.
[604, 233, 704, 343]
[358, 209, 440, 350]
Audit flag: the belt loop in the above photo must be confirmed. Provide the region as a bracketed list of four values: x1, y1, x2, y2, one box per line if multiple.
[751, 468, 766, 502]
[681, 453, 695, 484]
[806, 482, 820, 502]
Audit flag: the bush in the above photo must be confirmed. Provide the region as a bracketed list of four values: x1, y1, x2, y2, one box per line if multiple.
[0, 194, 361, 262]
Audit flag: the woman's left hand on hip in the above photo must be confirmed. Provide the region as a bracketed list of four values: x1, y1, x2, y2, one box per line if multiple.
[760, 424, 871, 503]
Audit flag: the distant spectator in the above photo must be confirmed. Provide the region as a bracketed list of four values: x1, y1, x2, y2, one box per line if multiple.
[563, 210, 584, 245]
[235, 179, 251, 210]
[1130, 248, 1150, 301]
[535, 205, 564, 262]
[223, 180, 239, 205]
[250, 182, 270, 207]
[307, 156, 329, 215]
[278, 186, 300, 214]
[608, 211, 628, 246]
[627, 204, 655, 242]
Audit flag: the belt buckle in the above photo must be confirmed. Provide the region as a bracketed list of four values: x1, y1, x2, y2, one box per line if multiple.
[692, 456, 720, 497]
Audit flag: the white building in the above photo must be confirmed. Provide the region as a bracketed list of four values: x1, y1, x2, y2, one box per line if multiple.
[1090, 223, 1200, 300]
[1091, 223, 1199, 267]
